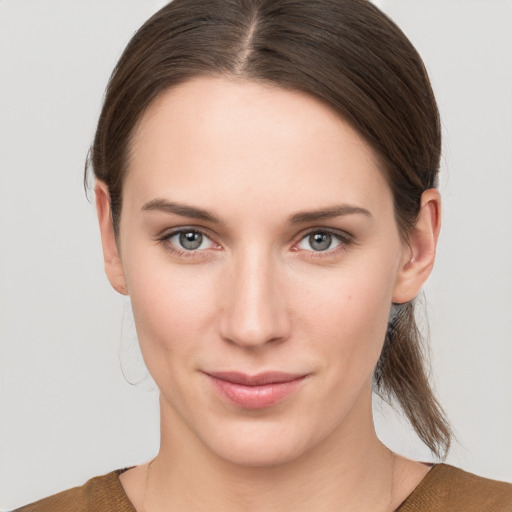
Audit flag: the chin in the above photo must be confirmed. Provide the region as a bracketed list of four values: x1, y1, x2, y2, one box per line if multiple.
[214, 439, 307, 468]
[199, 418, 316, 468]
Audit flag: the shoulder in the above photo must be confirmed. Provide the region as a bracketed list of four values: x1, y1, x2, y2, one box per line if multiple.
[398, 463, 512, 512]
[12, 470, 135, 512]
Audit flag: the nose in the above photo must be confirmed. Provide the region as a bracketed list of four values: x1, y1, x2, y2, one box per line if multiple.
[218, 246, 290, 349]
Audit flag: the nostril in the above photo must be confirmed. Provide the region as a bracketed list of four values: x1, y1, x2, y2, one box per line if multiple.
[221, 323, 288, 349]
[218, 299, 291, 348]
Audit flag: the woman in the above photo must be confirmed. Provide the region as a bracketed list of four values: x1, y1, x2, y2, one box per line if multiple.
[14, 0, 512, 510]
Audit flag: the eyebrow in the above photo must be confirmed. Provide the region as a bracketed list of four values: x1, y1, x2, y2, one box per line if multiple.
[142, 198, 222, 223]
[141, 199, 372, 225]
[289, 205, 372, 224]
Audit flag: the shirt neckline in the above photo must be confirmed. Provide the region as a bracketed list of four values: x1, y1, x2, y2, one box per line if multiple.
[112, 462, 447, 511]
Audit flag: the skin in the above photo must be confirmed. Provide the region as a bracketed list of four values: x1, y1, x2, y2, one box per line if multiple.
[96, 77, 441, 511]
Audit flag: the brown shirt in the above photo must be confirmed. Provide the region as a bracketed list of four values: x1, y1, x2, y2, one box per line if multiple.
[13, 464, 512, 512]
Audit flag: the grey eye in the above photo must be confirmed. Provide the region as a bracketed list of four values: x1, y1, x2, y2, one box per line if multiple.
[179, 231, 203, 250]
[164, 229, 217, 254]
[308, 232, 332, 251]
[297, 231, 343, 252]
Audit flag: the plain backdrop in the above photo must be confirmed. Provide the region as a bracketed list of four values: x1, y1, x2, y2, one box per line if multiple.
[1, 0, 511, 509]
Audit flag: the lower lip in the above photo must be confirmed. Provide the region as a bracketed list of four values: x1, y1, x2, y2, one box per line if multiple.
[207, 375, 306, 409]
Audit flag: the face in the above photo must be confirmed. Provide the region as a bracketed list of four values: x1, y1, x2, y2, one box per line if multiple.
[101, 77, 420, 467]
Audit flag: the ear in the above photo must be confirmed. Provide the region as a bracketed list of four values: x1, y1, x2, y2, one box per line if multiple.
[95, 180, 128, 295]
[392, 188, 441, 304]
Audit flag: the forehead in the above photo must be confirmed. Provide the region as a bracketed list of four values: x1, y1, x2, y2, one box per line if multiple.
[125, 77, 391, 217]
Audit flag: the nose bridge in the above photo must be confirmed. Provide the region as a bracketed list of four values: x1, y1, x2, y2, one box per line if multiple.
[219, 243, 289, 348]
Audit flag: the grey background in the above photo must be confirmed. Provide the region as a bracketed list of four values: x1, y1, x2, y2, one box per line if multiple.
[1, 0, 511, 509]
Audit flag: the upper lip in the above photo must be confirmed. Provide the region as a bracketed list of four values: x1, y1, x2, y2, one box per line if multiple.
[205, 371, 307, 386]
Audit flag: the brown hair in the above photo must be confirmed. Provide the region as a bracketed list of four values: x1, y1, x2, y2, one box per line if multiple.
[88, 0, 451, 457]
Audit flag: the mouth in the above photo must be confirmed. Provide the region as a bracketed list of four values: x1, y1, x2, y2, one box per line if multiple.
[204, 371, 308, 409]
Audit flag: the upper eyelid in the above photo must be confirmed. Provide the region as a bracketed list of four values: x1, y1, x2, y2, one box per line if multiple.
[159, 226, 215, 240]
[158, 227, 219, 253]
[160, 226, 351, 238]
[295, 227, 353, 243]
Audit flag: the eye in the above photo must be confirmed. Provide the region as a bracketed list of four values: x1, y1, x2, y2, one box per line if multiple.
[163, 229, 218, 253]
[296, 230, 347, 253]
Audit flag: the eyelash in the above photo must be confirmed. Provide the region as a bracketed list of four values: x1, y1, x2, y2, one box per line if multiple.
[158, 228, 353, 259]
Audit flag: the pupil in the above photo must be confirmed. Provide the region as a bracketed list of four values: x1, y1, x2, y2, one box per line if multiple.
[310, 232, 331, 251]
[180, 231, 202, 250]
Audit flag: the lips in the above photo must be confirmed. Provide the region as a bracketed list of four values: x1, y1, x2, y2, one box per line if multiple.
[205, 371, 307, 409]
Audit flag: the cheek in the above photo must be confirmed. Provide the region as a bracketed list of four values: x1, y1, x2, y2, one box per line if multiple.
[293, 256, 397, 374]
[124, 252, 220, 379]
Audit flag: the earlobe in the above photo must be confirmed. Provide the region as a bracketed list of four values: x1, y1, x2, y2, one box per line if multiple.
[392, 189, 441, 304]
[95, 181, 128, 296]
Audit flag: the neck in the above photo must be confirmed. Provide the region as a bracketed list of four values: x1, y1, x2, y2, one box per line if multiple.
[144, 393, 397, 512]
